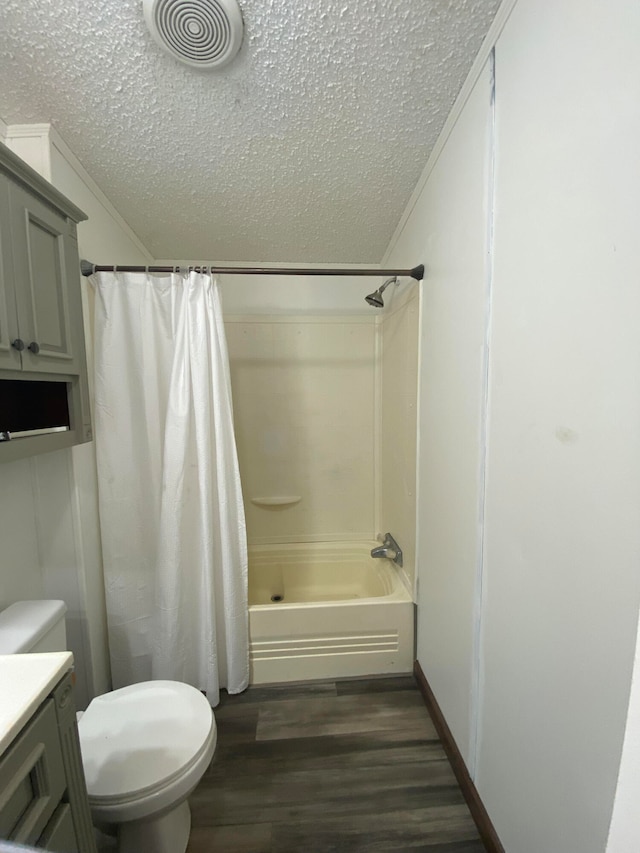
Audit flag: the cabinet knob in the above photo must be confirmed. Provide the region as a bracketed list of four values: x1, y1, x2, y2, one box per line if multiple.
[11, 338, 25, 351]
[27, 341, 40, 354]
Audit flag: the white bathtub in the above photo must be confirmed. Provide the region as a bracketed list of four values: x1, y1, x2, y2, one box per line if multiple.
[248, 541, 414, 684]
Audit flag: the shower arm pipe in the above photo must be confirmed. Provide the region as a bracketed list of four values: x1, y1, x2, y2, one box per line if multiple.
[80, 260, 425, 281]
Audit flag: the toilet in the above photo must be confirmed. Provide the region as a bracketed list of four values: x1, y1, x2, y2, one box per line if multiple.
[0, 600, 217, 853]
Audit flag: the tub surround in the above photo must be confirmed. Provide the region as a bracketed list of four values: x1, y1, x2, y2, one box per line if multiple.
[379, 282, 419, 595]
[225, 316, 377, 545]
[224, 302, 419, 687]
[0, 652, 73, 753]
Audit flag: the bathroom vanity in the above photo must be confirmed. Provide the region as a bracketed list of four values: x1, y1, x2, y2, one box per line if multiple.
[0, 653, 96, 852]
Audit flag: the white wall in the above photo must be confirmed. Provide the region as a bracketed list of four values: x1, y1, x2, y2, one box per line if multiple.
[384, 0, 640, 850]
[0, 124, 151, 706]
[384, 59, 493, 766]
[477, 2, 640, 850]
[0, 459, 45, 605]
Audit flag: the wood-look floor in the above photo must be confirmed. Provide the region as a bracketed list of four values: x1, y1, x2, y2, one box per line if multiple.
[186, 676, 485, 853]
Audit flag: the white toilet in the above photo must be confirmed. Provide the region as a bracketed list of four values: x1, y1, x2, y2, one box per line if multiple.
[0, 600, 217, 853]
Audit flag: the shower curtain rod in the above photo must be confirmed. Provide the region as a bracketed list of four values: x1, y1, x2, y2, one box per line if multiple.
[80, 260, 425, 281]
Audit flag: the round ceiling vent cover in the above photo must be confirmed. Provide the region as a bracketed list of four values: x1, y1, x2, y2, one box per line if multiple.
[143, 0, 243, 69]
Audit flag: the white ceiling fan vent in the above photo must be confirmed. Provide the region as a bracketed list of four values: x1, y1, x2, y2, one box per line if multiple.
[143, 0, 243, 69]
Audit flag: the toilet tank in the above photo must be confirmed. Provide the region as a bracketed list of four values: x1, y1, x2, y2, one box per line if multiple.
[0, 600, 67, 654]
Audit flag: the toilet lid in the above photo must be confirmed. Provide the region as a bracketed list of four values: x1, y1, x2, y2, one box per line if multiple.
[78, 681, 215, 801]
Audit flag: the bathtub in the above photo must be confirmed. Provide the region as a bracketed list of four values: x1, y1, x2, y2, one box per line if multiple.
[248, 541, 414, 684]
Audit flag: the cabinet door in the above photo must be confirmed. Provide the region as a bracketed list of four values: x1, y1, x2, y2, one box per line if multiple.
[10, 183, 81, 375]
[37, 803, 79, 852]
[0, 699, 66, 845]
[0, 174, 21, 370]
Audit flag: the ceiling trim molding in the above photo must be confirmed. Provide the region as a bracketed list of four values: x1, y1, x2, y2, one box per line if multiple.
[5, 122, 51, 138]
[0, 117, 8, 142]
[0, 138, 86, 221]
[5, 123, 53, 179]
[382, 0, 518, 266]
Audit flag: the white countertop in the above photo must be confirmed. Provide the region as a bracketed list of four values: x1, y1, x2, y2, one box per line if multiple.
[0, 652, 74, 754]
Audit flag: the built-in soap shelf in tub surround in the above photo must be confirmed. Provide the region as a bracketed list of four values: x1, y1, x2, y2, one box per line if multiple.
[250, 496, 302, 507]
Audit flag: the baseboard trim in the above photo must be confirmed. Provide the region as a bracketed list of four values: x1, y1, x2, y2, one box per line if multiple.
[413, 660, 505, 853]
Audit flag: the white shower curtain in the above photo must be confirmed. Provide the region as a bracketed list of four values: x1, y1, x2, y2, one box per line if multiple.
[92, 270, 248, 706]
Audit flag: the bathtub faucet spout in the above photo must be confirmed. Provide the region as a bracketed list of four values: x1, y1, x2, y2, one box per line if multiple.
[371, 533, 403, 568]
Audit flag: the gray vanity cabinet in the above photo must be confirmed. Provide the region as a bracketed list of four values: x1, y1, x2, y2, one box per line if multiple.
[0, 672, 97, 852]
[0, 141, 92, 461]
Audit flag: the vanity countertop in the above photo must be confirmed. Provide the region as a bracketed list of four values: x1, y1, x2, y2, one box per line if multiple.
[0, 652, 74, 754]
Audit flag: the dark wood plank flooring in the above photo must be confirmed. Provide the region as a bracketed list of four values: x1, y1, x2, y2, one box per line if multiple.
[186, 676, 484, 853]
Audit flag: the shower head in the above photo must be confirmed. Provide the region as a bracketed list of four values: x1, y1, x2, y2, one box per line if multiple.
[365, 277, 398, 308]
[365, 290, 384, 308]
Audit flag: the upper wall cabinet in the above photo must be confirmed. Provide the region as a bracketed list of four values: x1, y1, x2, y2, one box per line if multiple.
[10, 182, 83, 374]
[0, 141, 91, 461]
[0, 174, 19, 372]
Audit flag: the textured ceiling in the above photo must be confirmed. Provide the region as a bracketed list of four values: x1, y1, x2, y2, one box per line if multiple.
[0, 0, 500, 263]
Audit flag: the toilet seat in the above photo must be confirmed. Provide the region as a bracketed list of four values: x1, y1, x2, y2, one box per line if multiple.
[78, 680, 216, 815]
